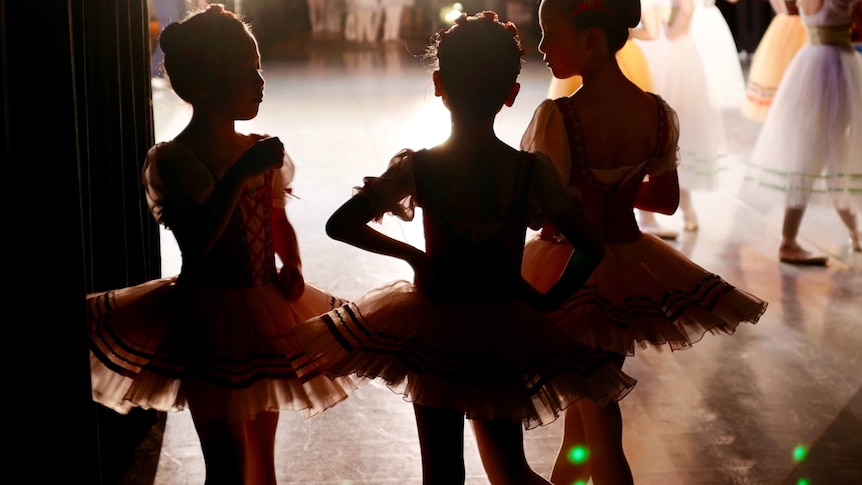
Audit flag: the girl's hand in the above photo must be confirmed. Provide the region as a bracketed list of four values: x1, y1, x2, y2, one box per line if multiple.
[278, 264, 305, 301]
[237, 136, 285, 177]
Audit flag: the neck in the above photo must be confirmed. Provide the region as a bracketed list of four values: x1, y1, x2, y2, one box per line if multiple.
[447, 114, 500, 148]
[181, 111, 239, 146]
[580, 56, 627, 91]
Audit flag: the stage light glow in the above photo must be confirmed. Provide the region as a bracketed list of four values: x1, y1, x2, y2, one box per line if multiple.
[440, 3, 465, 24]
[567, 444, 590, 464]
[793, 444, 808, 463]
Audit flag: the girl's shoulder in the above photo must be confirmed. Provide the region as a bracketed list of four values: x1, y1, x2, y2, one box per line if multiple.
[143, 140, 216, 203]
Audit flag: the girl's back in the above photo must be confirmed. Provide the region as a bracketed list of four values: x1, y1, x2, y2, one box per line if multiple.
[413, 146, 535, 302]
[567, 83, 661, 171]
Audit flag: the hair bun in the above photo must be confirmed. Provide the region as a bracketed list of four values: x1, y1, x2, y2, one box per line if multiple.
[614, 0, 642, 28]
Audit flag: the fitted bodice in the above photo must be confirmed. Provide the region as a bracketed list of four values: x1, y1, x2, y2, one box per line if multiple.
[179, 169, 279, 289]
[414, 151, 536, 302]
[801, 0, 858, 27]
[551, 95, 671, 244]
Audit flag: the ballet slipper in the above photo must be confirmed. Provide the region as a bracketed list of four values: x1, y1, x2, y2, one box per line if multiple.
[683, 209, 698, 232]
[779, 246, 828, 266]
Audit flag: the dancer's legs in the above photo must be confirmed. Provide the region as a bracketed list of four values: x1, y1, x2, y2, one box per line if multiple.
[679, 188, 698, 232]
[836, 208, 860, 251]
[188, 402, 244, 485]
[413, 404, 466, 484]
[242, 411, 280, 485]
[779, 206, 828, 264]
[473, 418, 551, 485]
[576, 399, 634, 485]
[549, 406, 591, 485]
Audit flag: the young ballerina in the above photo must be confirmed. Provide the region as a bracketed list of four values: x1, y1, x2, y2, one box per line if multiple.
[291, 11, 637, 485]
[635, 0, 729, 233]
[519, 0, 769, 483]
[741, 0, 809, 121]
[743, 0, 862, 264]
[546, 0, 681, 241]
[690, 0, 747, 109]
[87, 5, 355, 484]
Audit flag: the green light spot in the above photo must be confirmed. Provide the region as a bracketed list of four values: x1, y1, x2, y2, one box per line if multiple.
[796, 478, 810, 485]
[793, 445, 808, 463]
[574, 481, 588, 485]
[567, 445, 589, 464]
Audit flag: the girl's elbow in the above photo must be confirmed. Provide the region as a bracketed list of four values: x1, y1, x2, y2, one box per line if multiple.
[325, 217, 348, 241]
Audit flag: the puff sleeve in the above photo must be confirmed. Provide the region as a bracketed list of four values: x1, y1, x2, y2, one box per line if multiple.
[647, 97, 682, 177]
[352, 148, 418, 223]
[520, 99, 571, 185]
[141, 141, 216, 229]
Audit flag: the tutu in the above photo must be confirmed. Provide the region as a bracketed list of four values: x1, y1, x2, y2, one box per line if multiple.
[89, 278, 355, 421]
[292, 149, 637, 430]
[524, 233, 767, 356]
[89, 139, 358, 422]
[690, 0, 747, 108]
[743, 0, 862, 211]
[637, 1, 728, 190]
[742, 13, 809, 122]
[294, 280, 636, 429]
[522, 94, 766, 356]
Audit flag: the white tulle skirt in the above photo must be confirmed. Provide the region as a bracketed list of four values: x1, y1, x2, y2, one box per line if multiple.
[743, 44, 862, 211]
[690, 4, 746, 109]
[637, 30, 728, 191]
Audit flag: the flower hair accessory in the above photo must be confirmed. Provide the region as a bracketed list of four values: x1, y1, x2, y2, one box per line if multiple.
[571, 0, 610, 17]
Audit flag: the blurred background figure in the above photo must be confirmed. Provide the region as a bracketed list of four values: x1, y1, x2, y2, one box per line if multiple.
[741, 0, 808, 121]
[637, 0, 729, 234]
[308, 0, 329, 35]
[346, 0, 382, 43]
[380, 0, 413, 42]
[691, 0, 746, 109]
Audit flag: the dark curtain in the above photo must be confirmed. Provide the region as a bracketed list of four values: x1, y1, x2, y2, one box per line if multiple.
[3, 1, 162, 482]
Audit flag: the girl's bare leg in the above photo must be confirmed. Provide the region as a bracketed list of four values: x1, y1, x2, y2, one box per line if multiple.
[779, 207, 828, 264]
[413, 404, 466, 485]
[243, 411, 279, 485]
[188, 403, 244, 485]
[549, 407, 591, 485]
[836, 208, 860, 251]
[473, 418, 550, 485]
[680, 188, 698, 232]
[577, 399, 634, 485]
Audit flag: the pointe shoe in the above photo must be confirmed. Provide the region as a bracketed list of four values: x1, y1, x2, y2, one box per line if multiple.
[779, 246, 828, 266]
[683, 210, 698, 232]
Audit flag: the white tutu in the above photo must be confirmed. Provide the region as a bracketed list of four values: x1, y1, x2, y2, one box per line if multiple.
[744, 43, 862, 210]
[637, 23, 728, 191]
[690, 0, 747, 109]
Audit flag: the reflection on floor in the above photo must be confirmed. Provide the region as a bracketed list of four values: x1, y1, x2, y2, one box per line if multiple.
[115, 34, 862, 485]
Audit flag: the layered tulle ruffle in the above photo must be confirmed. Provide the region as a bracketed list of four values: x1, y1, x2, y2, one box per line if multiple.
[523, 233, 767, 356]
[744, 43, 862, 211]
[292, 280, 637, 430]
[89, 277, 357, 422]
